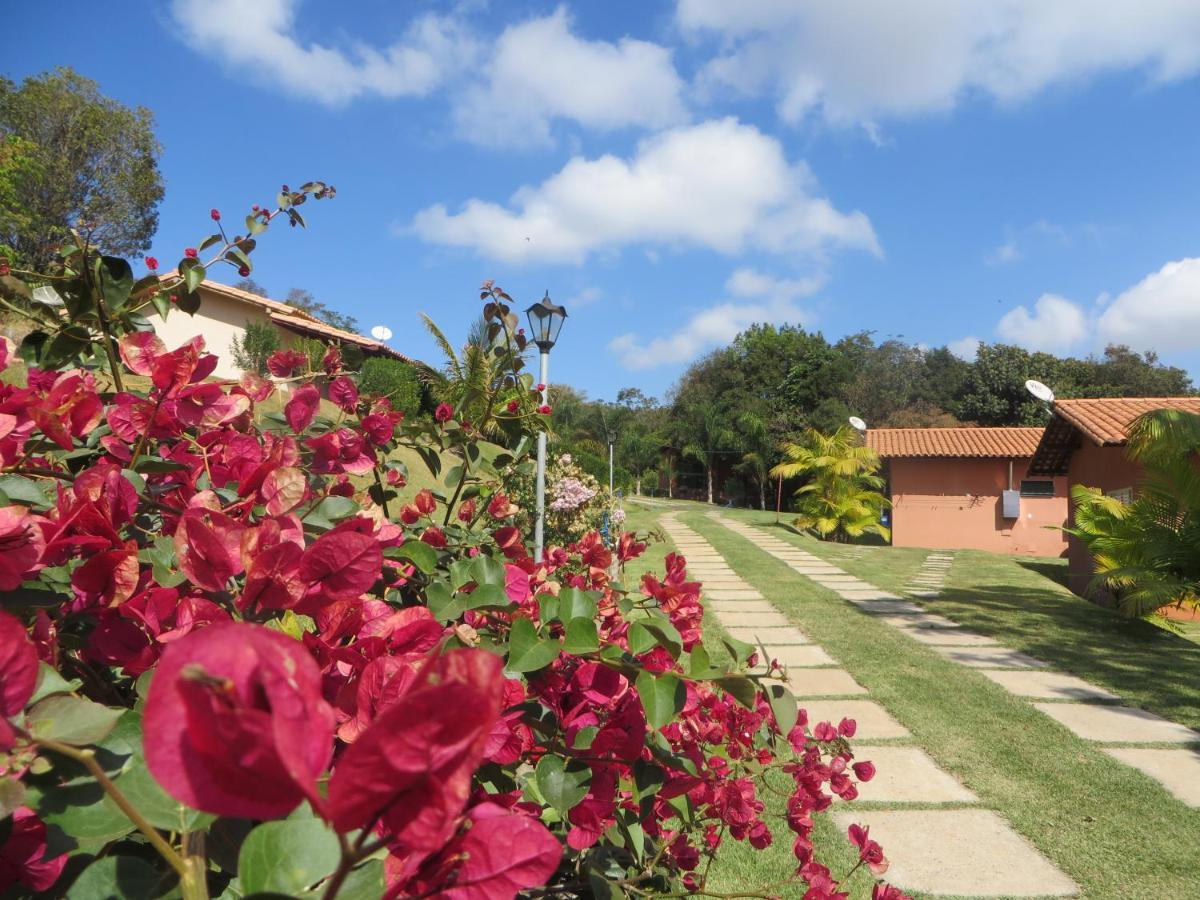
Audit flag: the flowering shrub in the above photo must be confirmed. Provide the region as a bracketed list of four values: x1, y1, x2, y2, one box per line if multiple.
[512, 452, 625, 548]
[0, 196, 909, 899]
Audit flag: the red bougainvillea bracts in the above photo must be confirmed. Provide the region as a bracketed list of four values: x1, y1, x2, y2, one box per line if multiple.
[0, 200, 912, 900]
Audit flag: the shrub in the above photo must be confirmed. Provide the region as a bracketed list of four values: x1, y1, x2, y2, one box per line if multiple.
[229, 319, 280, 374]
[359, 355, 421, 416]
[0, 202, 908, 900]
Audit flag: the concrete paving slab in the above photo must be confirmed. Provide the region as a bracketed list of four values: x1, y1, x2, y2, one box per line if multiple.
[718, 610, 790, 627]
[876, 614, 961, 630]
[798, 700, 910, 739]
[839, 590, 906, 602]
[847, 600, 925, 614]
[1103, 748, 1200, 806]
[705, 589, 764, 601]
[724, 626, 811, 645]
[978, 670, 1119, 701]
[709, 600, 776, 614]
[934, 647, 1049, 668]
[787, 668, 868, 697]
[1033, 703, 1200, 743]
[908, 590, 941, 598]
[902, 629, 999, 647]
[849, 746, 977, 804]
[832, 809, 1077, 897]
[811, 575, 864, 583]
[757, 644, 836, 668]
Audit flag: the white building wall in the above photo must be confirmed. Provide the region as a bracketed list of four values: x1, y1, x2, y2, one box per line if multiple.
[145, 290, 278, 381]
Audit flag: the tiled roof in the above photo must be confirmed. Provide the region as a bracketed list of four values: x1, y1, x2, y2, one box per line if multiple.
[866, 427, 1045, 458]
[1028, 397, 1200, 476]
[1052, 397, 1200, 445]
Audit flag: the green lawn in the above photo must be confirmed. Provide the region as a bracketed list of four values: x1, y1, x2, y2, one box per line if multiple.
[632, 501, 1200, 899]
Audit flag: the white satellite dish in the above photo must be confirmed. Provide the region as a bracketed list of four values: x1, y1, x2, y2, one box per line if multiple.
[31, 285, 64, 306]
[1025, 379, 1055, 404]
[370, 325, 392, 341]
[848, 416, 867, 432]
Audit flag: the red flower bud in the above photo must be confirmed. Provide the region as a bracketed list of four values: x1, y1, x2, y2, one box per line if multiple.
[536, 383, 546, 392]
[238, 266, 250, 277]
[145, 256, 158, 270]
[184, 248, 198, 259]
[506, 400, 519, 413]
[251, 204, 260, 211]
[210, 208, 221, 221]
[538, 404, 552, 415]
[434, 402, 453, 423]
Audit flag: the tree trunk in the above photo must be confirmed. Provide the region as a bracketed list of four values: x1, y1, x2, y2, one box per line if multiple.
[635, 475, 641, 495]
[758, 479, 766, 510]
[706, 465, 714, 504]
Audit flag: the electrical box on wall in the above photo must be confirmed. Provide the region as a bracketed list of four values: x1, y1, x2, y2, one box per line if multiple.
[1002, 490, 1020, 519]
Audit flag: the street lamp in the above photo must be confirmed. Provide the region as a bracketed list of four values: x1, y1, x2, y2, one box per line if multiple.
[526, 292, 568, 561]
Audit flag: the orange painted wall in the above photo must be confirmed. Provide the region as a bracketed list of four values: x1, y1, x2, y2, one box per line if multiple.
[887, 458, 1068, 557]
[1063, 442, 1143, 594]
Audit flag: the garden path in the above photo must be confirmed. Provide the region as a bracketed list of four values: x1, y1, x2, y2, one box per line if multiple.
[705, 514, 1200, 826]
[659, 512, 1077, 898]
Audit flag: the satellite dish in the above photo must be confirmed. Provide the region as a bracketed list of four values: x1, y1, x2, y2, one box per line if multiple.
[1025, 380, 1055, 404]
[848, 416, 867, 432]
[31, 285, 64, 306]
[370, 325, 392, 341]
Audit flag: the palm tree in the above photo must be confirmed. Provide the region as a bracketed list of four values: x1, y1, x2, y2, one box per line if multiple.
[734, 411, 774, 510]
[770, 426, 890, 542]
[419, 315, 523, 438]
[678, 400, 735, 504]
[1067, 409, 1200, 618]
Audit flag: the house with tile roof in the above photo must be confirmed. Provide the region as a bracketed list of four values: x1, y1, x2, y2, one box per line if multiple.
[147, 279, 414, 380]
[1028, 397, 1200, 594]
[867, 427, 1068, 557]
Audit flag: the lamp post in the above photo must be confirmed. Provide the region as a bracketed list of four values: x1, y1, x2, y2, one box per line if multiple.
[526, 292, 568, 562]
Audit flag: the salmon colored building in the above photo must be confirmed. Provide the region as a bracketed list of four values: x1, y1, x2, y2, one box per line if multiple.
[1027, 397, 1200, 595]
[867, 428, 1068, 557]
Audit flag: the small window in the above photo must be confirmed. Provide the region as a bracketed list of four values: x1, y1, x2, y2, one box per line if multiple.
[1020, 480, 1055, 498]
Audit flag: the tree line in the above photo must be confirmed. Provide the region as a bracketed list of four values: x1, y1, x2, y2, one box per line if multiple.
[550, 324, 1194, 506]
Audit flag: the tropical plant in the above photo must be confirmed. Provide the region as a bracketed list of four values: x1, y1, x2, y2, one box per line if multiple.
[0, 67, 163, 267]
[677, 399, 736, 504]
[0, 200, 909, 899]
[229, 319, 281, 374]
[358, 355, 422, 416]
[1066, 409, 1200, 618]
[771, 426, 891, 542]
[735, 410, 775, 510]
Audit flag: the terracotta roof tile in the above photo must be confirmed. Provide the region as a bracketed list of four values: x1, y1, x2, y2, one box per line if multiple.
[1052, 397, 1200, 445]
[866, 427, 1044, 458]
[268, 312, 413, 363]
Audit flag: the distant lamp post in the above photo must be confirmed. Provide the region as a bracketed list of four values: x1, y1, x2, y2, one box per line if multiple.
[526, 293, 568, 561]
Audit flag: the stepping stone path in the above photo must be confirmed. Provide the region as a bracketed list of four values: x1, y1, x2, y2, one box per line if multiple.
[704, 514, 1200, 821]
[686, 513, 1078, 897]
[904, 552, 955, 597]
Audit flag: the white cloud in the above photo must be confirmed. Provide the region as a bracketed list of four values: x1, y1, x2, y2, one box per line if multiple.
[170, 0, 471, 104]
[564, 287, 603, 308]
[948, 336, 982, 361]
[996, 293, 1088, 352]
[609, 295, 811, 370]
[678, 0, 1200, 125]
[986, 241, 1021, 266]
[726, 267, 825, 300]
[410, 118, 879, 264]
[1097, 257, 1200, 352]
[452, 7, 686, 146]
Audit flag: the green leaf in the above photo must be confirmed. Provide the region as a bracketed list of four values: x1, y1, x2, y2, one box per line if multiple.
[96, 255, 134, 314]
[328, 859, 386, 900]
[470, 554, 506, 587]
[199, 232, 224, 252]
[184, 262, 206, 293]
[66, 855, 176, 900]
[238, 819, 341, 896]
[301, 495, 359, 529]
[18, 330, 49, 366]
[766, 683, 798, 735]
[639, 617, 683, 658]
[535, 754, 591, 816]
[626, 622, 655, 656]
[27, 695, 124, 746]
[42, 325, 92, 369]
[563, 617, 600, 655]
[506, 617, 560, 673]
[633, 760, 665, 802]
[0, 585, 65, 610]
[29, 663, 82, 705]
[716, 674, 758, 709]
[114, 758, 215, 832]
[427, 582, 511, 622]
[537, 593, 559, 624]
[0, 474, 53, 508]
[383, 541, 437, 574]
[636, 671, 685, 730]
[0, 778, 26, 820]
[425, 582, 456, 621]
[29, 776, 136, 843]
[557, 587, 598, 622]
[720, 634, 755, 666]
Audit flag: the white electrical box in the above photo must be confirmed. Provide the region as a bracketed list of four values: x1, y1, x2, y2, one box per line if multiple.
[1002, 490, 1020, 519]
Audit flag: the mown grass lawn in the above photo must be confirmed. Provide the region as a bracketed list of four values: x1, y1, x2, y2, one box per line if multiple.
[651, 501, 1200, 899]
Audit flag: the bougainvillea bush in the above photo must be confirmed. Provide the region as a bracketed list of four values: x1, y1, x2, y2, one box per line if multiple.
[0, 190, 909, 900]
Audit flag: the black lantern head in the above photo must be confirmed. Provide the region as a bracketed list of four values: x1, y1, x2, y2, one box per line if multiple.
[525, 292, 568, 351]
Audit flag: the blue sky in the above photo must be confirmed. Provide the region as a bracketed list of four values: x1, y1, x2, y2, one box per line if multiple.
[10, 1, 1200, 401]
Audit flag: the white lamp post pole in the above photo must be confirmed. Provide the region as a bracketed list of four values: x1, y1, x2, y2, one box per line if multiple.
[534, 349, 550, 562]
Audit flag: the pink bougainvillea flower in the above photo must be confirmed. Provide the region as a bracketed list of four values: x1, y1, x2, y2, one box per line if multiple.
[872, 884, 911, 900]
[306, 428, 375, 475]
[173, 507, 245, 593]
[266, 349, 307, 378]
[852, 760, 875, 782]
[70, 546, 139, 608]
[184, 247, 198, 259]
[0, 611, 39, 750]
[487, 493, 518, 519]
[838, 717, 857, 738]
[847, 823, 888, 875]
[298, 525, 383, 610]
[0, 506, 46, 591]
[414, 489, 436, 516]
[420, 526, 447, 548]
[284, 383, 321, 433]
[504, 564, 530, 605]
[145, 256, 158, 271]
[328, 376, 358, 412]
[144, 622, 335, 820]
[0, 808, 67, 893]
[326, 649, 503, 849]
[434, 402, 453, 423]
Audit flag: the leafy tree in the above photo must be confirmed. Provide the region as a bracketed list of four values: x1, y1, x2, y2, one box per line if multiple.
[770, 426, 890, 542]
[0, 67, 163, 267]
[676, 399, 736, 504]
[286, 287, 358, 333]
[230, 321, 281, 375]
[619, 429, 662, 495]
[359, 357, 422, 416]
[234, 277, 269, 297]
[952, 343, 1061, 425]
[1067, 409, 1200, 618]
[734, 410, 775, 510]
